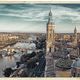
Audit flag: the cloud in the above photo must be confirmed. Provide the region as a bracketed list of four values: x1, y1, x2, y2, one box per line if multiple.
[0, 4, 79, 32]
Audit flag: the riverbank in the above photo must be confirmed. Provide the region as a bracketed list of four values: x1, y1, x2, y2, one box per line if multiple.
[0, 41, 17, 50]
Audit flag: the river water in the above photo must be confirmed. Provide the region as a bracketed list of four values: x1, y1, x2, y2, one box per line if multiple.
[0, 42, 36, 77]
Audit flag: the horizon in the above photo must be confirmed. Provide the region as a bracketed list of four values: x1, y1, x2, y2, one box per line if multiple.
[0, 4, 80, 33]
[0, 31, 79, 34]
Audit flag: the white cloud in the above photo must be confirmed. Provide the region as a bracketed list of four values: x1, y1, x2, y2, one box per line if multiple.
[0, 4, 80, 32]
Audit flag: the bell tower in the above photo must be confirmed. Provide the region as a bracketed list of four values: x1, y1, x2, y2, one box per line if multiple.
[45, 10, 55, 77]
[46, 10, 55, 53]
[73, 27, 77, 47]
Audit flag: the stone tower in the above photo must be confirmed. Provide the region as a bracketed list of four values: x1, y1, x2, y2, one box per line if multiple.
[73, 27, 77, 46]
[46, 10, 55, 53]
[45, 10, 55, 77]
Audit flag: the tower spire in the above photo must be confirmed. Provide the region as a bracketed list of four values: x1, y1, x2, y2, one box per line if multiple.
[74, 26, 77, 33]
[73, 26, 77, 47]
[49, 9, 52, 16]
[48, 10, 53, 24]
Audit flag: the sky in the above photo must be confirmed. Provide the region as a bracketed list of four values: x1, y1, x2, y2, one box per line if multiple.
[0, 4, 80, 33]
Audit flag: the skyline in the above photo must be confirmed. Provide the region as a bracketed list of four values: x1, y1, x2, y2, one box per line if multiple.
[0, 4, 80, 33]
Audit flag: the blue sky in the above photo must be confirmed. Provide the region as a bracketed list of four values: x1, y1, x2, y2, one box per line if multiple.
[0, 4, 80, 33]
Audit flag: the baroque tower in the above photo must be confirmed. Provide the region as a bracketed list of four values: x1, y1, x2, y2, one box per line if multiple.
[46, 10, 55, 53]
[45, 10, 55, 77]
[73, 27, 77, 46]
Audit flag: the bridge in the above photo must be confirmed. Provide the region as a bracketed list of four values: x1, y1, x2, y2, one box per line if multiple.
[17, 40, 33, 43]
[3, 47, 42, 54]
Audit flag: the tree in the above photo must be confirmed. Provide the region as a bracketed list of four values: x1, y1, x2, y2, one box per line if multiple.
[3, 68, 15, 77]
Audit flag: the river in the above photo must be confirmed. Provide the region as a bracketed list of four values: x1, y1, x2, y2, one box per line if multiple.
[0, 42, 36, 77]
